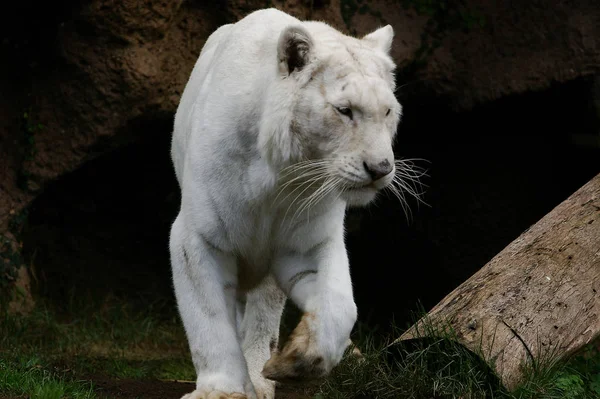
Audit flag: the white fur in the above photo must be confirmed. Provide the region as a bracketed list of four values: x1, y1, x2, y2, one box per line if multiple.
[170, 8, 400, 399]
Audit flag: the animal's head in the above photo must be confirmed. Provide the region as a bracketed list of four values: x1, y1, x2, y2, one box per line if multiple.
[274, 22, 403, 207]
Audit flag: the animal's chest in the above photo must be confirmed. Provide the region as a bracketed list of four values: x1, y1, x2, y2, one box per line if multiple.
[232, 210, 285, 289]
[238, 212, 278, 260]
[231, 201, 338, 289]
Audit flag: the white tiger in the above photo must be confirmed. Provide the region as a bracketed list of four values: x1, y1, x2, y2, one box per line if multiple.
[169, 7, 405, 399]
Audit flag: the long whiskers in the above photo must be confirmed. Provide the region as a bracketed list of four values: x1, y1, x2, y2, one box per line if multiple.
[274, 157, 430, 226]
[281, 177, 323, 223]
[274, 168, 328, 205]
[278, 159, 333, 179]
[386, 158, 430, 223]
[293, 176, 341, 223]
[276, 159, 338, 225]
[273, 161, 330, 207]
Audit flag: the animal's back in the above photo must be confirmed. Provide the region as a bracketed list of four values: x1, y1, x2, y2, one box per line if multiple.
[171, 8, 300, 186]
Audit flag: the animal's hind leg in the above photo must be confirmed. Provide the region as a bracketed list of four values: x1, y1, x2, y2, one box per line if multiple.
[170, 213, 256, 399]
[240, 275, 287, 399]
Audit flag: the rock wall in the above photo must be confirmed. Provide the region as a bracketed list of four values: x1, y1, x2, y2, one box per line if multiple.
[1, 0, 599, 306]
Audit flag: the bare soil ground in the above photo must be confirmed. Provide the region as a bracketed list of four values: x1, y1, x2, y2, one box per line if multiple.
[0, 375, 314, 399]
[91, 376, 312, 399]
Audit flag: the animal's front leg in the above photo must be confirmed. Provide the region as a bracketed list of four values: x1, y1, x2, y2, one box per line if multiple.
[170, 214, 255, 399]
[264, 236, 357, 382]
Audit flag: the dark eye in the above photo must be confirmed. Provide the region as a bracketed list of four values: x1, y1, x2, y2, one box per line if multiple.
[337, 107, 353, 120]
[385, 108, 391, 116]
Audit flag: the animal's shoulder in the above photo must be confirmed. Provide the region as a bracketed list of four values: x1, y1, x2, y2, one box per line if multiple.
[225, 8, 300, 43]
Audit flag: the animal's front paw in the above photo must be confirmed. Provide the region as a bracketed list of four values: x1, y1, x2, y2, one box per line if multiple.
[181, 374, 256, 399]
[251, 376, 276, 399]
[181, 390, 248, 399]
[248, 358, 275, 399]
[261, 313, 328, 383]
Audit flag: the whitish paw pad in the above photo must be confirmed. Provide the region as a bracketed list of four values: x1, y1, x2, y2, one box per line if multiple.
[252, 378, 275, 399]
[181, 390, 247, 399]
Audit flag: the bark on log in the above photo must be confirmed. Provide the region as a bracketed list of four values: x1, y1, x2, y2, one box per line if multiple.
[398, 173, 600, 390]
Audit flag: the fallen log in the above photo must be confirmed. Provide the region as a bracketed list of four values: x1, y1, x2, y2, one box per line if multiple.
[397, 172, 600, 390]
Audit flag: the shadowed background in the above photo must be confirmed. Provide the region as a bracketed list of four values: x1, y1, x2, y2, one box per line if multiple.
[1, 0, 599, 336]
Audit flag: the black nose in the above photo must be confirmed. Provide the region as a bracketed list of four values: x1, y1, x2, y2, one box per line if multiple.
[363, 159, 393, 181]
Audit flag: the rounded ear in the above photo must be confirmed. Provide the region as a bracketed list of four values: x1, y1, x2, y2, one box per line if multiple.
[362, 25, 394, 54]
[277, 25, 314, 76]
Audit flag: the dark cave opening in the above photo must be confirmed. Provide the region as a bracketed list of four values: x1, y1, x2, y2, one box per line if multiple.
[21, 77, 600, 334]
[22, 117, 181, 311]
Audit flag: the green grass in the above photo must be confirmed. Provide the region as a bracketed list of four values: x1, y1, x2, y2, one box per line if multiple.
[69, 357, 196, 382]
[316, 318, 600, 399]
[0, 355, 97, 399]
[0, 297, 195, 398]
[0, 296, 188, 354]
[1, 298, 598, 399]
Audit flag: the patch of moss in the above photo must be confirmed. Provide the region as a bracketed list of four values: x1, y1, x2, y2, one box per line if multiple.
[0, 209, 30, 305]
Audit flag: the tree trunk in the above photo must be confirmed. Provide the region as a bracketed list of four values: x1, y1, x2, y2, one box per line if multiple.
[398, 173, 600, 390]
